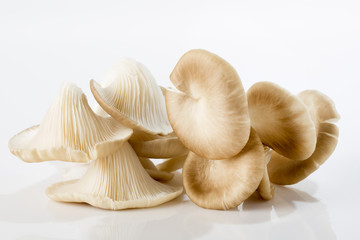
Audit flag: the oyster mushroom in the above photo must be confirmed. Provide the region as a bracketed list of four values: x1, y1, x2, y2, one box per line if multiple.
[182, 129, 265, 210]
[247, 81, 317, 160]
[8, 82, 132, 163]
[165, 49, 250, 159]
[46, 142, 183, 210]
[90, 58, 172, 137]
[267, 90, 340, 185]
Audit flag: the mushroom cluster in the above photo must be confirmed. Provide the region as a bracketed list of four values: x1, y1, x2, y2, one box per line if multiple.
[165, 49, 340, 210]
[9, 59, 185, 210]
[9, 50, 339, 211]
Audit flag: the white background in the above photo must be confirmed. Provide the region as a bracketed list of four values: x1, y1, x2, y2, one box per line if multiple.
[1, 0, 359, 239]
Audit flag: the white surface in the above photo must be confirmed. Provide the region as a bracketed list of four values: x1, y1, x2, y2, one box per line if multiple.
[1, 0, 359, 239]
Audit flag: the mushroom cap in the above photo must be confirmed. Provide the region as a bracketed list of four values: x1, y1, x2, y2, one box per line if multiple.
[247, 81, 317, 160]
[129, 136, 188, 159]
[8, 82, 133, 163]
[46, 142, 183, 210]
[182, 128, 265, 210]
[90, 58, 172, 136]
[166, 49, 250, 160]
[268, 90, 340, 185]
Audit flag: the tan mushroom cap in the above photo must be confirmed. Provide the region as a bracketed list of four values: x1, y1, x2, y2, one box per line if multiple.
[268, 90, 340, 185]
[46, 142, 183, 210]
[183, 129, 265, 210]
[247, 81, 317, 160]
[90, 58, 172, 136]
[8, 82, 133, 163]
[166, 49, 250, 159]
[129, 137, 188, 159]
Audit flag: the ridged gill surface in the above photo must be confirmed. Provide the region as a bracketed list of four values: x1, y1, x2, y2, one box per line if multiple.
[95, 59, 172, 134]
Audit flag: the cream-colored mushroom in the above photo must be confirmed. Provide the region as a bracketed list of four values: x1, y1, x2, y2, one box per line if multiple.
[8, 82, 132, 163]
[182, 129, 265, 210]
[90, 58, 172, 137]
[267, 90, 340, 185]
[46, 142, 183, 210]
[165, 49, 250, 160]
[247, 81, 317, 160]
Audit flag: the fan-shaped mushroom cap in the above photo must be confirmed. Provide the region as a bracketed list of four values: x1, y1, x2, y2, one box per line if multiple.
[130, 137, 188, 159]
[90, 59, 172, 136]
[166, 49, 250, 159]
[8, 82, 132, 163]
[46, 142, 183, 210]
[183, 129, 265, 210]
[247, 82, 317, 160]
[268, 90, 340, 185]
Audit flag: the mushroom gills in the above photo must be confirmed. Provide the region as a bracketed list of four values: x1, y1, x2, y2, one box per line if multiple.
[8, 82, 133, 163]
[90, 58, 172, 136]
[46, 142, 183, 210]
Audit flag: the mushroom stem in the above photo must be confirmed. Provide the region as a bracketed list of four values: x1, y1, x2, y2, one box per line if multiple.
[257, 147, 274, 200]
[139, 157, 175, 181]
[130, 137, 188, 159]
[46, 142, 183, 210]
[156, 154, 188, 172]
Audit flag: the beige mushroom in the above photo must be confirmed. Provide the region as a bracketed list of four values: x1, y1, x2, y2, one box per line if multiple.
[90, 58, 172, 137]
[46, 142, 183, 210]
[247, 81, 317, 160]
[267, 90, 340, 185]
[165, 49, 250, 160]
[8, 82, 132, 163]
[182, 129, 265, 210]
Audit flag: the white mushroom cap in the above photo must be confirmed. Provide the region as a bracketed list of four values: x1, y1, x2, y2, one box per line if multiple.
[90, 59, 172, 136]
[268, 90, 340, 185]
[46, 142, 183, 210]
[8, 82, 132, 163]
[182, 129, 265, 210]
[247, 81, 317, 160]
[166, 49, 250, 159]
